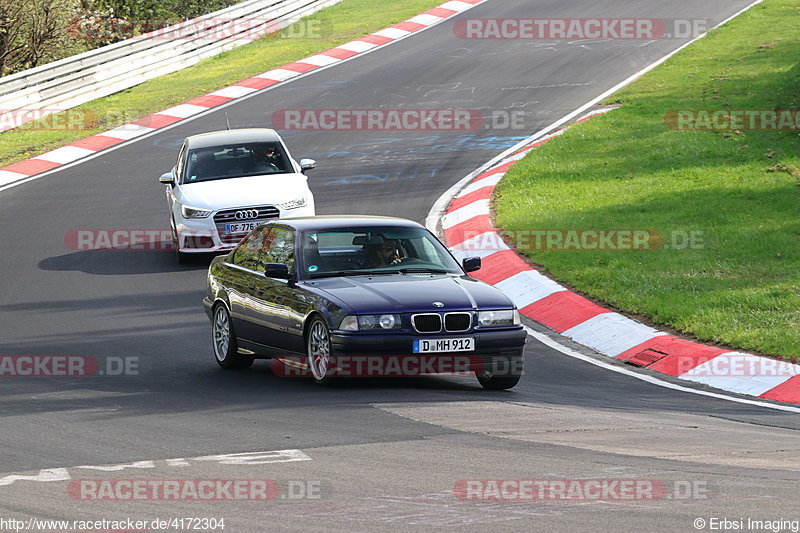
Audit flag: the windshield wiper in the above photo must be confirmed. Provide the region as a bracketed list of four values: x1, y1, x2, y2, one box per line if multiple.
[308, 268, 450, 278]
[308, 270, 390, 278]
[396, 267, 449, 274]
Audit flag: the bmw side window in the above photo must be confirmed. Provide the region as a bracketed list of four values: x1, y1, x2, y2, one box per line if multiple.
[261, 228, 295, 274]
[231, 229, 267, 272]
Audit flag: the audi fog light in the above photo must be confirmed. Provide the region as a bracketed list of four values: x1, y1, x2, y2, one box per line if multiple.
[181, 205, 212, 219]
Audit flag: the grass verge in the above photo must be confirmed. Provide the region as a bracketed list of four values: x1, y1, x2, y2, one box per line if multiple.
[494, 0, 800, 358]
[0, 0, 443, 167]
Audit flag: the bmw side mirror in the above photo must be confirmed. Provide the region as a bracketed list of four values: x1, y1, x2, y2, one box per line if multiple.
[462, 257, 481, 273]
[264, 263, 291, 279]
[159, 172, 174, 184]
[299, 159, 317, 173]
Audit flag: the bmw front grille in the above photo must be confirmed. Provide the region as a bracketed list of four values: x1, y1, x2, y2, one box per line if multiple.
[412, 312, 473, 333]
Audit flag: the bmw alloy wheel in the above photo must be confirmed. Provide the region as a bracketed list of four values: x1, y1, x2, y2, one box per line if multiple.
[307, 319, 332, 383]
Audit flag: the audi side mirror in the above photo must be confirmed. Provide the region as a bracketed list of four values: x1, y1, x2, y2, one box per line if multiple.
[264, 263, 291, 280]
[462, 257, 481, 273]
[159, 172, 174, 184]
[299, 159, 317, 173]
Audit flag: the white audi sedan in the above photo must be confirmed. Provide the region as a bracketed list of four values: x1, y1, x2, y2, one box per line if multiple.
[159, 128, 316, 262]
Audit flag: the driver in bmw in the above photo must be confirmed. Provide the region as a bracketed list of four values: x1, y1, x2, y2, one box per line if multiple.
[364, 237, 402, 268]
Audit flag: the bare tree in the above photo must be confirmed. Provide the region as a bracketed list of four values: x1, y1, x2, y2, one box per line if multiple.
[0, 0, 76, 77]
[0, 1, 28, 76]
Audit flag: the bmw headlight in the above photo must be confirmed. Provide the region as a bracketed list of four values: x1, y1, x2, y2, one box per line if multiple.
[339, 316, 358, 331]
[279, 197, 307, 210]
[339, 314, 402, 331]
[477, 309, 520, 327]
[181, 205, 212, 219]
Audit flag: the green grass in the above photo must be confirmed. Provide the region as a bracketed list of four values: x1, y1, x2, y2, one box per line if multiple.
[0, 0, 443, 167]
[494, 0, 800, 358]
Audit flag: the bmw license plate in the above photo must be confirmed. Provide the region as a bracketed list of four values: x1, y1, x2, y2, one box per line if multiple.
[225, 222, 259, 235]
[413, 338, 474, 353]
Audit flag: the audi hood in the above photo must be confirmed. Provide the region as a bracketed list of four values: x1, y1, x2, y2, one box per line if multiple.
[179, 173, 312, 211]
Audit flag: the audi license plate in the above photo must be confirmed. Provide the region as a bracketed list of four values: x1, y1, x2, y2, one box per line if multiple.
[225, 222, 259, 235]
[413, 338, 474, 353]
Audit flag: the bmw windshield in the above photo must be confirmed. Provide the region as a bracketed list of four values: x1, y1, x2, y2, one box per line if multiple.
[183, 142, 292, 183]
[299, 226, 463, 278]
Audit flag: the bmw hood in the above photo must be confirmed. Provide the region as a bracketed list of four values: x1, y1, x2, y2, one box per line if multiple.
[310, 274, 515, 315]
[179, 173, 310, 211]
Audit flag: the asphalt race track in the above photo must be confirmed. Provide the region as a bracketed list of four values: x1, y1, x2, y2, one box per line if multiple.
[1, 0, 799, 531]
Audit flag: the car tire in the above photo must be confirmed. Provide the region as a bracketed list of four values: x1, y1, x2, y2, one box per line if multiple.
[306, 317, 334, 385]
[476, 355, 523, 390]
[176, 249, 191, 265]
[212, 304, 254, 370]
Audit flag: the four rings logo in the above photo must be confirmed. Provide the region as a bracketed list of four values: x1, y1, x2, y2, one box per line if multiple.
[235, 210, 260, 220]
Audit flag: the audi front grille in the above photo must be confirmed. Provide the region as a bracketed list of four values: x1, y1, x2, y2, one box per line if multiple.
[214, 205, 280, 245]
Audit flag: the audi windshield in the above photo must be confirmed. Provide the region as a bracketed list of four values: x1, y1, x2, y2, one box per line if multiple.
[183, 142, 292, 183]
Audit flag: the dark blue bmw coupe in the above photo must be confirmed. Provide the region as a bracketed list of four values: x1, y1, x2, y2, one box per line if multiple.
[203, 216, 527, 389]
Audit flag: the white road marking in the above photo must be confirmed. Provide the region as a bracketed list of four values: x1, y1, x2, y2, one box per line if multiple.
[336, 40, 377, 53]
[76, 461, 155, 471]
[441, 199, 490, 229]
[35, 146, 96, 164]
[494, 271, 567, 309]
[159, 104, 209, 118]
[209, 85, 258, 98]
[0, 468, 71, 486]
[373, 28, 411, 40]
[0, 449, 312, 487]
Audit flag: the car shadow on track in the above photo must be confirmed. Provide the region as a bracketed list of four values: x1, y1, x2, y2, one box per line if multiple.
[38, 247, 220, 275]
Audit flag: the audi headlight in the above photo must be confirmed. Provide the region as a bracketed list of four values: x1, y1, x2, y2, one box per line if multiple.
[339, 314, 402, 331]
[181, 205, 212, 219]
[279, 197, 307, 210]
[477, 309, 519, 327]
